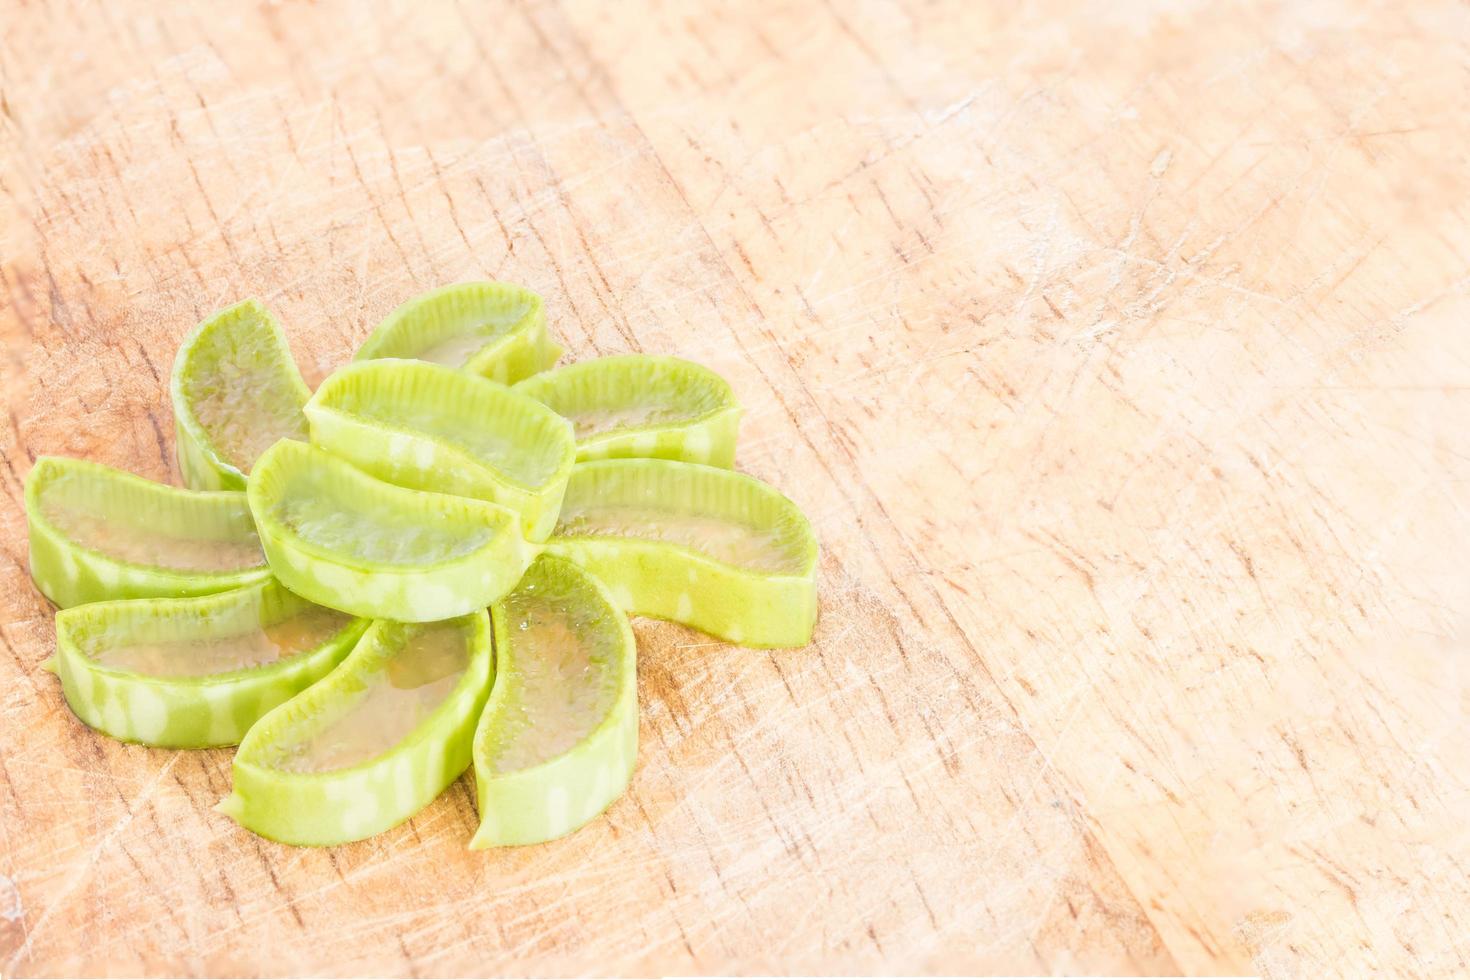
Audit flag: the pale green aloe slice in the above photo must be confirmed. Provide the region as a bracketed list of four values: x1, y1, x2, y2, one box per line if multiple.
[25, 456, 269, 608]
[50, 580, 366, 748]
[305, 359, 575, 541]
[171, 299, 312, 491]
[544, 459, 818, 648]
[471, 555, 637, 847]
[513, 355, 741, 467]
[218, 612, 493, 846]
[247, 440, 534, 622]
[353, 282, 561, 384]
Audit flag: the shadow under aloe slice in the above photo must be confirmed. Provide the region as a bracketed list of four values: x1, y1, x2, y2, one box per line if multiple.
[247, 440, 533, 622]
[353, 281, 561, 384]
[471, 555, 637, 848]
[171, 299, 312, 491]
[305, 359, 575, 541]
[25, 456, 269, 608]
[51, 580, 366, 748]
[513, 354, 741, 467]
[544, 459, 819, 648]
[218, 612, 494, 846]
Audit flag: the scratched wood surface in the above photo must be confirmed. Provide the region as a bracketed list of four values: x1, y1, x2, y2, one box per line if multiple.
[1, 0, 1467, 975]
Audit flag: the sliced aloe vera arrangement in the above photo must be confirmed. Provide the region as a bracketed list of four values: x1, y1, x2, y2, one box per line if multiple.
[25, 280, 820, 850]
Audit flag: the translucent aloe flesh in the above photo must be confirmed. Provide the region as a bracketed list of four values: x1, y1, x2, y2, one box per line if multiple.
[513, 355, 741, 467]
[545, 459, 819, 647]
[171, 299, 312, 490]
[472, 555, 637, 847]
[305, 359, 575, 541]
[219, 612, 493, 846]
[25, 456, 269, 608]
[51, 580, 366, 747]
[354, 282, 561, 385]
[247, 440, 533, 622]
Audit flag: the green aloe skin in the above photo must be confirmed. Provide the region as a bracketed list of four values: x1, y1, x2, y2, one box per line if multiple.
[50, 580, 367, 748]
[513, 354, 742, 467]
[472, 555, 638, 847]
[24, 281, 822, 849]
[218, 612, 494, 846]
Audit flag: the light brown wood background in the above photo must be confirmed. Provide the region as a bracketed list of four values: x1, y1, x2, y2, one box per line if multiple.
[2, 1, 1468, 975]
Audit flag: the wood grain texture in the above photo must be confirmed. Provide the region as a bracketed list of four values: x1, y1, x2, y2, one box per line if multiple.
[1, 0, 1467, 975]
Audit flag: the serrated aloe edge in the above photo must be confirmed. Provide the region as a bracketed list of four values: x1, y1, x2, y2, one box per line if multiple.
[246, 439, 534, 622]
[170, 298, 312, 491]
[25, 456, 269, 608]
[50, 580, 367, 748]
[544, 458, 819, 648]
[305, 359, 575, 542]
[513, 354, 742, 467]
[353, 281, 561, 384]
[471, 555, 637, 848]
[217, 612, 493, 846]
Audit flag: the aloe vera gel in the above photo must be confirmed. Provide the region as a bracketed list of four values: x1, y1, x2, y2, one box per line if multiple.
[26, 282, 818, 848]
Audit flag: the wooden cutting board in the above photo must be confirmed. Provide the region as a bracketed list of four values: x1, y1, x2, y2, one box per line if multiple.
[2, 1, 1466, 975]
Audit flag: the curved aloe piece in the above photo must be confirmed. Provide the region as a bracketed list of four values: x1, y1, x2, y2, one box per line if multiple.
[305, 360, 575, 541]
[51, 580, 366, 748]
[171, 299, 312, 491]
[471, 555, 637, 848]
[25, 456, 269, 608]
[218, 612, 493, 845]
[544, 459, 818, 647]
[247, 440, 534, 622]
[354, 282, 561, 384]
[514, 355, 741, 467]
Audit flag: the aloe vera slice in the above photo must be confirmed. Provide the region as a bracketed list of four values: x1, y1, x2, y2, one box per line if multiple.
[218, 612, 493, 845]
[50, 580, 366, 748]
[544, 459, 818, 648]
[471, 555, 637, 847]
[513, 355, 741, 467]
[25, 456, 269, 608]
[247, 440, 534, 622]
[353, 282, 561, 384]
[305, 359, 575, 541]
[170, 299, 312, 491]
